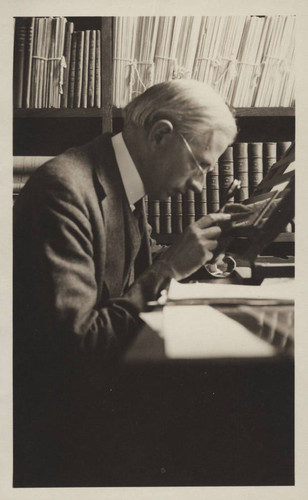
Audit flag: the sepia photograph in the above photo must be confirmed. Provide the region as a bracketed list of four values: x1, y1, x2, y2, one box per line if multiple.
[2, 1, 308, 498]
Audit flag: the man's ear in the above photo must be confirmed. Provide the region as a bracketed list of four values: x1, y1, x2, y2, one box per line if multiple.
[148, 119, 174, 147]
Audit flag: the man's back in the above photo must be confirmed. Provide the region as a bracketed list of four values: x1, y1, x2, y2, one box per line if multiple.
[13, 134, 150, 486]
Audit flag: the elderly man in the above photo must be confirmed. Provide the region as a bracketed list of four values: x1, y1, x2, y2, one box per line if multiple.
[13, 79, 238, 486]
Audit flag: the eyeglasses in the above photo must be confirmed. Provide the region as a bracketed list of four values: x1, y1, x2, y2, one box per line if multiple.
[176, 131, 205, 175]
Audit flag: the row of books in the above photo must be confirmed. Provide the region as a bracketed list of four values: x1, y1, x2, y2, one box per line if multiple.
[113, 15, 295, 108]
[13, 141, 293, 234]
[14, 15, 295, 111]
[13, 17, 102, 109]
[145, 141, 293, 234]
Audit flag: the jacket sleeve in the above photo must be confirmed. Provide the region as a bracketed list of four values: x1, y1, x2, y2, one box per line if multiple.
[15, 166, 172, 363]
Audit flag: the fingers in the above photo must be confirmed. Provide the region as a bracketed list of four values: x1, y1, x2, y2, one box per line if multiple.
[195, 212, 231, 229]
[221, 203, 253, 214]
[200, 225, 222, 239]
[204, 239, 218, 251]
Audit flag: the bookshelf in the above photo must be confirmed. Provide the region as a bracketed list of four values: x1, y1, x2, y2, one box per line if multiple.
[13, 106, 296, 119]
[13, 16, 295, 254]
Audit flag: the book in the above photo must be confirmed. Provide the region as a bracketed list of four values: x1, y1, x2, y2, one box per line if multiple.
[144, 195, 149, 220]
[218, 146, 234, 206]
[73, 31, 85, 108]
[38, 18, 50, 109]
[68, 31, 78, 108]
[13, 156, 54, 196]
[81, 30, 90, 108]
[22, 18, 35, 108]
[248, 142, 263, 195]
[148, 197, 160, 234]
[183, 190, 195, 228]
[87, 30, 96, 108]
[263, 142, 277, 176]
[206, 162, 220, 213]
[195, 177, 207, 219]
[95, 30, 101, 108]
[171, 194, 183, 234]
[277, 141, 292, 161]
[13, 156, 54, 174]
[233, 142, 249, 202]
[55, 18, 67, 108]
[13, 175, 30, 193]
[160, 197, 172, 234]
[61, 21, 74, 108]
[14, 18, 28, 108]
[30, 18, 39, 108]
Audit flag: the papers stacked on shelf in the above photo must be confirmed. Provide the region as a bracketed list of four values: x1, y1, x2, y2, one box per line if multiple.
[113, 15, 295, 108]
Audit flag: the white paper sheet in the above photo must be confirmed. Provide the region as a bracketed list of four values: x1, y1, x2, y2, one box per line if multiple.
[168, 278, 295, 302]
[163, 305, 276, 358]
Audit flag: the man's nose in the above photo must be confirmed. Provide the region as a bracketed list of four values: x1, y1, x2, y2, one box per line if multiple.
[189, 178, 204, 194]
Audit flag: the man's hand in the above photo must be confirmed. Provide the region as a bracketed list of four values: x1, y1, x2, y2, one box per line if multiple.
[158, 213, 234, 281]
[220, 202, 253, 215]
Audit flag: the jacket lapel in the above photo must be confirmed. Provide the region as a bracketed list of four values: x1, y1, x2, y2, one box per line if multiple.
[91, 134, 147, 297]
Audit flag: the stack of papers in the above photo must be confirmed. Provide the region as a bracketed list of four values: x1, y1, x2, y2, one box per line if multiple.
[167, 278, 295, 303]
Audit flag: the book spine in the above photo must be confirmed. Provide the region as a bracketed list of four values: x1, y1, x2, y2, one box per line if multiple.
[13, 18, 27, 108]
[47, 17, 57, 109]
[87, 30, 96, 108]
[233, 142, 249, 202]
[248, 142, 263, 195]
[219, 146, 234, 206]
[183, 190, 195, 227]
[30, 18, 39, 109]
[263, 142, 277, 176]
[148, 197, 160, 234]
[171, 194, 183, 234]
[13, 180, 29, 195]
[13, 156, 54, 174]
[160, 197, 172, 234]
[81, 30, 90, 108]
[68, 31, 77, 108]
[13, 156, 55, 197]
[22, 18, 34, 109]
[13, 175, 30, 193]
[38, 18, 48, 109]
[95, 30, 101, 108]
[61, 21, 74, 108]
[206, 162, 220, 213]
[277, 141, 292, 161]
[144, 195, 149, 221]
[73, 31, 85, 108]
[195, 176, 207, 219]
[55, 18, 67, 108]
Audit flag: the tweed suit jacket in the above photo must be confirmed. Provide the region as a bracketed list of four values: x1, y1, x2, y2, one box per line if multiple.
[13, 133, 156, 368]
[13, 133, 172, 486]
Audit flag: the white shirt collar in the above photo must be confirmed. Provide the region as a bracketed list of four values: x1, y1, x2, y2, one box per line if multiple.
[111, 132, 146, 211]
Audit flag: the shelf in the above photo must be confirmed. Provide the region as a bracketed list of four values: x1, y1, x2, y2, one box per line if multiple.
[234, 107, 295, 118]
[110, 106, 296, 119]
[14, 106, 295, 119]
[14, 108, 110, 118]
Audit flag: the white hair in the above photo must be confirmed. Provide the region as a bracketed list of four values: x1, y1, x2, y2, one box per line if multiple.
[123, 79, 237, 143]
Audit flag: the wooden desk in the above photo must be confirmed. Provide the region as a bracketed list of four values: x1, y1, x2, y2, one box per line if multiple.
[106, 302, 294, 487]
